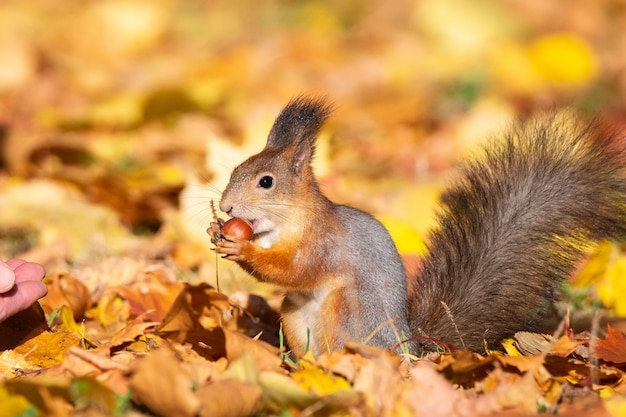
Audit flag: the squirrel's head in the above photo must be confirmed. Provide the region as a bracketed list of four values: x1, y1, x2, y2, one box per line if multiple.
[220, 96, 333, 237]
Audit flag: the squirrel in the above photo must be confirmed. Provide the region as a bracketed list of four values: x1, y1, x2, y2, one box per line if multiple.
[209, 96, 626, 357]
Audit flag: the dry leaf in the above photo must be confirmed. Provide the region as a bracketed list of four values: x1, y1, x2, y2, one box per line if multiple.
[129, 346, 200, 417]
[106, 316, 159, 348]
[1, 1, 625, 416]
[14, 331, 84, 369]
[596, 326, 626, 364]
[115, 275, 183, 323]
[196, 379, 262, 417]
[0, 302, 48, 351]
[40, 273, 92, 320]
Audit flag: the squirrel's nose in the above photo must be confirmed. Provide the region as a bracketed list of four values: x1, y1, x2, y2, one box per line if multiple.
[219, 201, 233, 216]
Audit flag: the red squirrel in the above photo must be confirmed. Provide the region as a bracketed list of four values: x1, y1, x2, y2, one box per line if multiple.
[209, 96, 626, 357]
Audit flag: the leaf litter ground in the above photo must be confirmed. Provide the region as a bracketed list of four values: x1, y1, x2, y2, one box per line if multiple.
[2, 0, 626, 416]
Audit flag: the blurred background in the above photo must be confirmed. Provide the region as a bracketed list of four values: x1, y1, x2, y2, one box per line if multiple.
[0, 0, 625, 292]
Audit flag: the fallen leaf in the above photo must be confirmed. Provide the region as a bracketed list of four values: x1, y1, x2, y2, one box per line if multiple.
[40, 273, 92, 320]
[4, 374, 73, 415]
[551, 334, 583, 357]
[258, 371, 318, 412]
[0, 384, 35, 417]
[0, 302, 48, 350]
[292, 353, 351, 396]
[0, 350, 39, 379]
[158, 283, 234, 334]
[512, 331, 552, 356]
[196, 379, 262, 417]
[14, 331, 84, 369]
[115, 274, 183, 322]
[106, 316, 159, 348]
[599, 257, 626, 317]
[528, 32, 598, 88]
[68, 377, 118, 414]
[596, 326, 626, 364]
[128, 346, 200, 417]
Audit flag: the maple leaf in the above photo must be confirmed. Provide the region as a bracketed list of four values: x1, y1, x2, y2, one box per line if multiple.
[595, 326, 626, 364]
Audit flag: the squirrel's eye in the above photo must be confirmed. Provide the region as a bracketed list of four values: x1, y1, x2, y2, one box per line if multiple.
[258, 175, 274, 189]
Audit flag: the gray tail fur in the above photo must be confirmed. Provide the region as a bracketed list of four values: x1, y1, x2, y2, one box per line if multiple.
[410, 112, 626, 353]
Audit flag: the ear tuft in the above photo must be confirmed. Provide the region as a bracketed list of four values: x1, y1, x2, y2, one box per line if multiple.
[266, 95, 333, 152]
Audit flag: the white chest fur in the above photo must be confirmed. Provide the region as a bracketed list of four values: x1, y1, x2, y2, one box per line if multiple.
[282, 283, 335, 354]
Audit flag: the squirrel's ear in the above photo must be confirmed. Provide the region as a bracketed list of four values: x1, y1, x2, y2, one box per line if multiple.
[265, 95, 333, 152]
[292, 137, 313, 176]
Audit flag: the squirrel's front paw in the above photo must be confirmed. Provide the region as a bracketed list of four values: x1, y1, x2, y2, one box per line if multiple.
[207, 220, 225, 244]
[214, 235, 252, 262]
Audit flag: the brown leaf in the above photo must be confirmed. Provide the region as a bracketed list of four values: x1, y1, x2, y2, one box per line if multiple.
[40, 273, 92, 320]
[0, 302, 48, 350]
[63, 346, 130, 375]
[68, 377, 119, 414]
[352, 348, 406, 416]
[550, 334, 583, 357]
[170, 326, 282, 372]
[436, 350, 496, 387]
[595, 325, 626, 364]
[196, 379, 262, 417]
[106, 315, 159, 349]
[158, 283, 234, 334]
[512, 331, 553, 355]
[220, 328, 281, 372]
[5, 374, 73, 416]
[403, 363, 473, 417]
[115, 272, 184, 323]
[129, 346, 200, 417]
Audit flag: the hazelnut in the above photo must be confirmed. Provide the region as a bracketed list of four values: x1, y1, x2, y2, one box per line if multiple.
[221, 217, 254, 240]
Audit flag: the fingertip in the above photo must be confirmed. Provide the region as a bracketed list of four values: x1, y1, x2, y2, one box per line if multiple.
[0, 262, 16, 293]
[5, 259, 26, 269]
[13, 262, 46, 282]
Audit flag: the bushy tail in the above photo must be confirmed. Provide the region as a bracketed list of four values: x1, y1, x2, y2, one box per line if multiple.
[409, 113, 626, 353]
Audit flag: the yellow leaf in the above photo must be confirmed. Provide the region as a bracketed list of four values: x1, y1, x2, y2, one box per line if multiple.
[528, 32, 598, 88]
[604, 395, 626, 417]
[0, 350, 39, 379]
[4, 374, 73, 413]
[88, 292, 130, 327]
[571, 241, 615, 287]
[378, 215, 427, 255]
[489, 41, 542, 95]
[498, 338, 520, 356]
[69, 377, 118, 413]
[292, 357, 351, 396]
[598, 256, 626, 317]
[258, 371, 317, 411]
[57, 305, 86, 337]
[0, 385, 34, 417]
[14, 331, 84, 368]
[89, 92, 143, 128]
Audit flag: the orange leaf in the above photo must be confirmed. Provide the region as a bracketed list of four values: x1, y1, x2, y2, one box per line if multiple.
[106, 315, 159, 348]
[40, 273, 92, 320]
[158, 283, 233, 334]
[129, 347, 200, 417]
[115, 273, 184, 322]
[196, 379, 262, 417]
[595, 326, 626, 364]
[0, 303, 48, 351]
[14, 331, 83, 369]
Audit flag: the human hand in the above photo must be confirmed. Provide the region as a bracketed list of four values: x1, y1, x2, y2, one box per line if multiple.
[0, 259, 48, 322]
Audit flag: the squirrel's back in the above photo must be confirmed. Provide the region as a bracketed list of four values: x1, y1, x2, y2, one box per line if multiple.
[410, 113, 626, 352]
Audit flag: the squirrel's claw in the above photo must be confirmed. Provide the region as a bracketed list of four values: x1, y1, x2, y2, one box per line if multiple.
[214, 235, 250, 262]
[207, 222, 223, 244]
